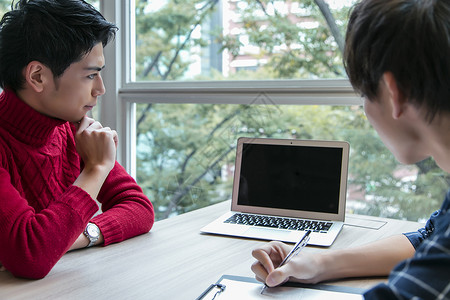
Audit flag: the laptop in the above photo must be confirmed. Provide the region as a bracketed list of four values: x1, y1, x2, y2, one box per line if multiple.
[200, 137, 350, 246]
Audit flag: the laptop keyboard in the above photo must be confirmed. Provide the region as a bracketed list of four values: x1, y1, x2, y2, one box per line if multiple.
[224, 213, 333, 233]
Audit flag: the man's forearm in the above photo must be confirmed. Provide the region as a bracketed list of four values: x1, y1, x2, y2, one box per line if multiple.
[67, 231, 104, 252]
[317, 234, 415, 282]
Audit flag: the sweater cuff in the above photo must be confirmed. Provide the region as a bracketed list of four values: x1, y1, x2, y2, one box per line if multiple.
[90, 215, 123, 246]
[58, 185, 99, 224]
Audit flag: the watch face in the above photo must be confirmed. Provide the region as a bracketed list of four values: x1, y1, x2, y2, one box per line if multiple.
[87, 224, 100, 238]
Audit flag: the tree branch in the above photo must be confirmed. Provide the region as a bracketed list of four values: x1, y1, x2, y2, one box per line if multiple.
[314, 0, 345, 53]
[141, 51, 162, 78]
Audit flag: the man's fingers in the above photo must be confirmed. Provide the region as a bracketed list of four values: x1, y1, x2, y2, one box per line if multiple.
[254, 274, 265, 284]
[75, 116, 96, 132]
[111, 130, 118, 147]
[266, 264, 291, 287]
[252, 248, 276, 273]
[252, 258, 290, 287]
[251, 260, 269, 281]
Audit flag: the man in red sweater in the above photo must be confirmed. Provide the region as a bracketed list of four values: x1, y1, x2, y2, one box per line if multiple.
[0, 0, 154, 279]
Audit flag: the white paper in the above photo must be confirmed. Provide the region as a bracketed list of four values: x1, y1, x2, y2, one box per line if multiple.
[202, 278, 363, 300]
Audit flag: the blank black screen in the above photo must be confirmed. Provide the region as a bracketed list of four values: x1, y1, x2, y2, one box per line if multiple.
[237, 143, 343, 214]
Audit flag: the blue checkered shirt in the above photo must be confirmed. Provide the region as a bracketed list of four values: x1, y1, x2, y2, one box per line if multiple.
[364, 190, 450, 299]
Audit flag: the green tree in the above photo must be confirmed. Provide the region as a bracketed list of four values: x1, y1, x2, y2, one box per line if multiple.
[136, 0, 219, 80]
[221, 0, 348, 78]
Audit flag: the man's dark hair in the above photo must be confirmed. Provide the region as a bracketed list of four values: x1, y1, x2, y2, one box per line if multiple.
[344, 0, 450, 121]
[0, 0, 118, 91]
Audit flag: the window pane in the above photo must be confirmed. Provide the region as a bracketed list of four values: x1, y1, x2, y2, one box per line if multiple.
[87, 0, 100, 10]
[133, 0, 356, 81]
[0, 1, 10, 16]
[135, 103, 447, 221]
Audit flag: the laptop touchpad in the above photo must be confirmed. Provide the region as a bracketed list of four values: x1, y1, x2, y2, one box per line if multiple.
[245, 227, 292, 240]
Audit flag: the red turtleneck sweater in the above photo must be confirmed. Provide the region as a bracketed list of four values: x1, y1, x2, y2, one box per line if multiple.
[0, 90, 154, 279]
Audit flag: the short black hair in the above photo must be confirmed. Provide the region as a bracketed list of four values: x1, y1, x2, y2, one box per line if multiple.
[0, 0, 118, 91]
[344, 0, 450, 121]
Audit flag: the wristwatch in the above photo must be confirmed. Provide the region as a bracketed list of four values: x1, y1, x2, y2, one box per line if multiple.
[83, 223, 100, 247]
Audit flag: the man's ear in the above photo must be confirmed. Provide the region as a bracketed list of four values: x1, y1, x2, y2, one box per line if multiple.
[382, 72, 406, 119]
[24, 61, 51, 93]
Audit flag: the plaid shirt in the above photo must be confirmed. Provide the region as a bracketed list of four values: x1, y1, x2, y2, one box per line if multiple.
[364, 190, 450, 300]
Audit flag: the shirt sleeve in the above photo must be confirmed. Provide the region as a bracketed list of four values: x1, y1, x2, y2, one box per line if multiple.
[90, 161, 155, 246]
[403, 209, 438, 249]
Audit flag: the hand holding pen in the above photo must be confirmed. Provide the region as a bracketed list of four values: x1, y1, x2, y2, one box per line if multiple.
[253, 230, 312, 294]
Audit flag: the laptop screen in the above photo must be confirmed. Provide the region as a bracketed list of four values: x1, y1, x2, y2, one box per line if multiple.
[237, 143, 343, 214]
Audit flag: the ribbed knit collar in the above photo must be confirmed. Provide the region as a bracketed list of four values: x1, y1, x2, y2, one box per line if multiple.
[0, 89, 67, 146]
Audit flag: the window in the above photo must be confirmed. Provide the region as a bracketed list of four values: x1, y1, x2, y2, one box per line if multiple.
[132, 0, 351, 82]
[0, 1, 10, 16]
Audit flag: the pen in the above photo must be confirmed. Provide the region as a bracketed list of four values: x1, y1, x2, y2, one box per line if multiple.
[260, 230, 311, 294]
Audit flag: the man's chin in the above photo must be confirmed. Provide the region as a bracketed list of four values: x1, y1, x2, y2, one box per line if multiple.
[75, 117, 84, 123]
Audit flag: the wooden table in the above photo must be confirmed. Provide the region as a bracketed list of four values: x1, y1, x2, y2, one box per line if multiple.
[0, 201, 423, 300]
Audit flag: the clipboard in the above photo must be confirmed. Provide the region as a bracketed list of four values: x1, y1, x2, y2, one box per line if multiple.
[196, 275, 365, 300]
